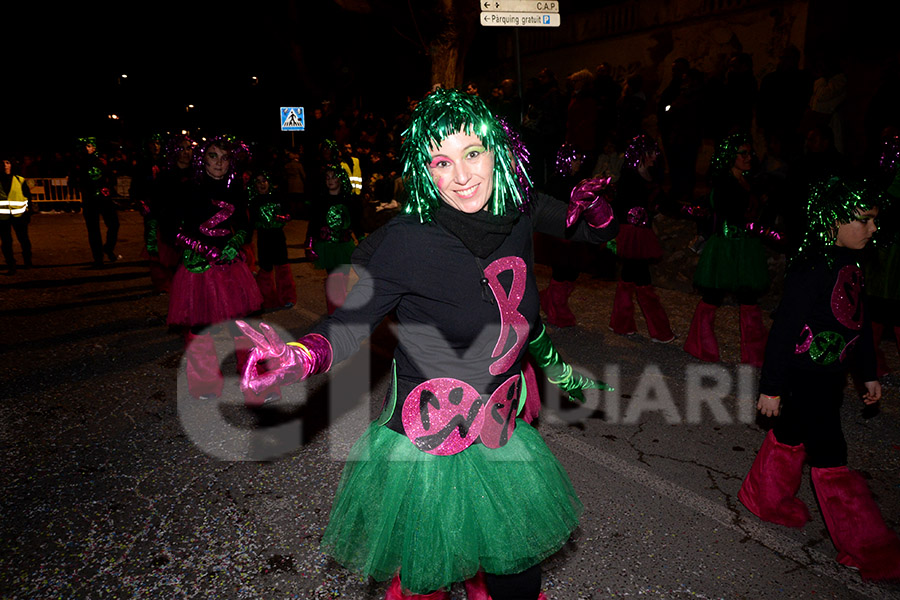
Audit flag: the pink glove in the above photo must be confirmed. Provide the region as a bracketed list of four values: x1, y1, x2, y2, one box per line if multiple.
[234, 321, 332, 397]
[566, 177, 615, 229]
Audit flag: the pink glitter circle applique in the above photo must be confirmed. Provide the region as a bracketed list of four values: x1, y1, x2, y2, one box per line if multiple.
[479, 375, 520, 449]
[831, 265, 863, 330]
[402, 378, 485, 455]
[839, 335, 859, 363]
[795, 324, 813, 354]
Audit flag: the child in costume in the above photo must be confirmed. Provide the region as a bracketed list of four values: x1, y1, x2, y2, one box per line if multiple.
[166, 136, 263, 402]
[607, 134, 675, 342]
[738, 175, 900, 580]
[538, 143, 591, 328]
[308, 164, 361, 314]
[235, 88, 618, 599]
[683, 133, 770, 366]
[248, 170, 296, 309]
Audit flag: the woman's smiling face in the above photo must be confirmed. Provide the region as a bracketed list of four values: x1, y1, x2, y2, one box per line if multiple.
[428, 131, 494, 213]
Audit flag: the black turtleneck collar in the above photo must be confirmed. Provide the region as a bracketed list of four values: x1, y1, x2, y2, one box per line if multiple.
[434, 203, 520, 258]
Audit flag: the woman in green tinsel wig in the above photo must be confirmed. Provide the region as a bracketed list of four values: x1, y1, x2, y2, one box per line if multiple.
[233, 87, 620, 599]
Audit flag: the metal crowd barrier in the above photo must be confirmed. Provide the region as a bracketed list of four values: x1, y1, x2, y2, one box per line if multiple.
[26, 178, 81, 211]
[26, 176, 132, 211]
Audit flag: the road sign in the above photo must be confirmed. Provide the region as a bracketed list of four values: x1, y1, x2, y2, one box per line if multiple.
[480, 1, 558, 12]
[280, 107, 305, 131]
[480, 12, 560, 26]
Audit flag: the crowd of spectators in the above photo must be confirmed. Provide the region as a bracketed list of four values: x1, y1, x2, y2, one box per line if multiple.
[10, 43, 900, 241]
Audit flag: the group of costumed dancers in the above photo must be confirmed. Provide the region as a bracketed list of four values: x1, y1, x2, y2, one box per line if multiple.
[129, 128, 367, 405]
[149, 86, 898, 597]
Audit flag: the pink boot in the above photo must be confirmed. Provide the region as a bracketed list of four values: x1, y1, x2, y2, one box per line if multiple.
[738, 430, 810, 528]
[608, 280, 636, 335]
[636, 284, 675, 342]
[385, 574, 449, 599]
[275, 263, 297, 307]
[740, 304, 768, 368]
[183, 331, 224, 399]
[812, 466, 900, 580]
[541, 279, 577, 327]
[255, 268, 278, 309]
[683, 301, 719, 362]
[325, 272, 349, 315]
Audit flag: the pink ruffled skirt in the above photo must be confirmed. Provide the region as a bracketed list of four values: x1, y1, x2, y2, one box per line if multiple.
[167, 259, 263, 327]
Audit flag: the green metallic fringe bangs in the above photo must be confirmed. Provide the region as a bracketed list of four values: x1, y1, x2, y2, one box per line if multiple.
[401, 88, 531, 222]
[796, 175, 887, 263]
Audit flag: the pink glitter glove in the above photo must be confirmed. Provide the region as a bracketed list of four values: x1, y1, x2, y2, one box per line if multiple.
[234, 321, 332, 397]
[566, 177, 615, 229]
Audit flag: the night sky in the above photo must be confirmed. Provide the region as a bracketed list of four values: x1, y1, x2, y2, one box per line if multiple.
[9, 2, 441, 154]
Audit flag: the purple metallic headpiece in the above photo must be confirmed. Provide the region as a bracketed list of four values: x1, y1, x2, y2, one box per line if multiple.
[624, 135, 660, 170]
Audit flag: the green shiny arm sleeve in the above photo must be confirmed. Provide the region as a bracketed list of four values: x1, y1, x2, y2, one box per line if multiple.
[528, 323, 613, 403]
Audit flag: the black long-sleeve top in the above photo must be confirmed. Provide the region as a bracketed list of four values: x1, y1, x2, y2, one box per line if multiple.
[759, 247, 877, 397]
[310, 191, 618, 432]
[175, 175, 251, 254]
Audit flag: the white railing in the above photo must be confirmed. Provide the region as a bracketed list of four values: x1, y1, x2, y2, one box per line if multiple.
[25, 176, 131, 211]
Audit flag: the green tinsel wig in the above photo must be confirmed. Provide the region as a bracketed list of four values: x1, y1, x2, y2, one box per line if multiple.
[708, 133, 752, 179]
[400, 87, 531, 222]
[795, 175, 886, 264]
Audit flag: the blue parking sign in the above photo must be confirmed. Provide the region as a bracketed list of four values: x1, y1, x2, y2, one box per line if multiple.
[281, 107, 305, 131]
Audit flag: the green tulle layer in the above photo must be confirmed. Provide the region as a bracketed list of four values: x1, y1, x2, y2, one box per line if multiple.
[312, 239, 356, 272]
[320, 421, 582, 594]
[693, 234, 770, 294]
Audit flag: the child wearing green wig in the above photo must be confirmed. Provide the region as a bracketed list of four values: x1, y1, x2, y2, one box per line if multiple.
[738, 175, 900, 580]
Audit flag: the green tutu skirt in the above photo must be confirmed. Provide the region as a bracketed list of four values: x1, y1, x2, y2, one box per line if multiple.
[313, 239, 356, 272]
[320, 420, 583, 594]
[693, 234, 769, 294]
[866, 244, 900, 301]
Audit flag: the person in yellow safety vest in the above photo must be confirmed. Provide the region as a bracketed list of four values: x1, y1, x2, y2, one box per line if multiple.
[340, 143, 363, 195]
[0, 156, 32, 275]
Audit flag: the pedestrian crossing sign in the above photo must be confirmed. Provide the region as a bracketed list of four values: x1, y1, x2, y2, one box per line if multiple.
[281, 107, 305, 131]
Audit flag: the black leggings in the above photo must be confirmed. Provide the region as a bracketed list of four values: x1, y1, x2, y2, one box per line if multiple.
[773, 371, 847, 468]
[485, 564, 542, 600]
[700, 287, 760, 307]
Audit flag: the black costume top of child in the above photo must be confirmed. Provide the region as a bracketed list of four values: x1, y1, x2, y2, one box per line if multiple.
[759, 246, 877, 397]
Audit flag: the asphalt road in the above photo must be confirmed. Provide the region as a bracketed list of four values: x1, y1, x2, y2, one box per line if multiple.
[1, 209, 899, 599]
